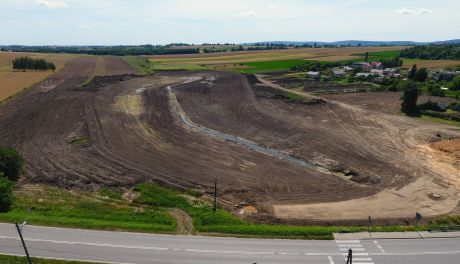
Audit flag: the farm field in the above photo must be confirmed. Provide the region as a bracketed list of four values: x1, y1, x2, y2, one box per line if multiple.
[1, 56, 459, 225]
[148, 46, 404, 71]
[0, 52, 76, 101]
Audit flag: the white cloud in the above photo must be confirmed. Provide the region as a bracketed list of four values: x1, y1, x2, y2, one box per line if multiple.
[395, 8, 417, 15]
[77, 24, 92, 29]
[395, 8, 433, 15]
[418, 8, 432, 14]
[36, 0, 68, 8]
[239, 10, 257, 17]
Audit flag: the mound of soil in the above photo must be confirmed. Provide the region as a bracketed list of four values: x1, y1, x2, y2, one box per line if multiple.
[82, 74, 142, 91]
[431, 139, 460, 159]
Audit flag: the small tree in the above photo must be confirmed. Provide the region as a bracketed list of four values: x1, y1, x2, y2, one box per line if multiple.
[364, 52, 369, 62]
[408, 64, 417, 80]
[415, 68, 428, 82]
[0, 146, 24, 182]
[0, 173, 14, 212]
[401, 81, 420, 116]
[451, 76, 460, 91]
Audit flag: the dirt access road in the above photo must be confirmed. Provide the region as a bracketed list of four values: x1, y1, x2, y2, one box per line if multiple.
[1, 62, 459, 224]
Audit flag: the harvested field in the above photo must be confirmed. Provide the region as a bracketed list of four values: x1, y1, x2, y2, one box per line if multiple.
[149, 46, 404, 68]
[93, 56, 140, 76]
[0, 52, 76, 101]
[1, 64, 460, 224]
[402, 58, 460, 69]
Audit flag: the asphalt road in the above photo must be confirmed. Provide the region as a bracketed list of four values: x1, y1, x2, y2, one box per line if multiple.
[0, 223, 459, 264]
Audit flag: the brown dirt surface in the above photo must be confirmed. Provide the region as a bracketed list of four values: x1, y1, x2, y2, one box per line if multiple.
[169, 208, 194, 235]
[93, 56, 140, 76]
[2, 63, 460, 224]
[431, 139, 460, 159]
[322, 92, 456, 114]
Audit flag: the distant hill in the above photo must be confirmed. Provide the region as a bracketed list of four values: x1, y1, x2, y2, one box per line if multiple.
[244, 39, 460, 47]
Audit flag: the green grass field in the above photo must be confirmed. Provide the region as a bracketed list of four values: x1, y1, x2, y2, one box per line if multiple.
[123, 56, 154, 74]
[0, 186, 175, 233]
[234, 59, 306, 73]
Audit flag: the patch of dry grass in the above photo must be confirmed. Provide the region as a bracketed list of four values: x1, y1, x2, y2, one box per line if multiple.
[0, 52, 76, 101]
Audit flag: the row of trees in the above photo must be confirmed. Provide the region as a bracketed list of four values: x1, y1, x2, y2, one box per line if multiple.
[400, 45, 460, 60]
[0, 146, 23, 212]
[12, 57, 56, 71]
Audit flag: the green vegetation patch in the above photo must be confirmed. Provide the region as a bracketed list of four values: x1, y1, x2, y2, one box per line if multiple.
[0, 186, 175, 233]
[235, 59, 306, 73]
[66, 136, 90, 145]
[0, 254, 99, 264]
[123, 56, 154, 74]
[367, 50, 402, 60]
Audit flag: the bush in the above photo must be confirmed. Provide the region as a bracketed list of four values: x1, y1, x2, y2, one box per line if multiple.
[0, 174, 14, 212]
[0, 146, 24, 182]
[418, 100, 441, 111]
[451, 76, 460, 91]
[449, 102, 460, 111]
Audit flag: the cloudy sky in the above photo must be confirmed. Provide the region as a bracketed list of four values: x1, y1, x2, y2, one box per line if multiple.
[1, 0, 459, 45]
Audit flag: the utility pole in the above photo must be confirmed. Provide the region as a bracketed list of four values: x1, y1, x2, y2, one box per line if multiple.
[213, 178, 217, 213]
[15, 222, 32, 264]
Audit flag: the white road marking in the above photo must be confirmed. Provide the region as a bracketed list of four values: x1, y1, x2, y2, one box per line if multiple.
[340, 247, 365, 251]
[341, 252, 369, 256]
[336, 240, 360, 243]
[328, 255, 335, 264]
[374, 240, 386, 253]
[0, 236, 169, 251]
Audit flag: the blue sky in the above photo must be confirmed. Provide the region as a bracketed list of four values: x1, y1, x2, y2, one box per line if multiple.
[1, 0, 459, 45]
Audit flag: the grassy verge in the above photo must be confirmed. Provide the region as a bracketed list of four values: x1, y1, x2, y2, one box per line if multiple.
[421, 114, 460, 127]
[0, 186, 175, 233]
[0, 254, 100, 264]
[132, 183, 425, 240]
[0, 184, 439, 240]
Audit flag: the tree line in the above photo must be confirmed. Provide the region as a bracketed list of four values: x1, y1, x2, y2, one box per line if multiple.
[12, 56, 56, 71]
[400, 45, 460, 60]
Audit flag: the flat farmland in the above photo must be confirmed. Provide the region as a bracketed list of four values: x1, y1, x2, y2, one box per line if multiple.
[0, 52, 76, 101]
[402, 58, 460, 69]
[148, 46, 405, 71]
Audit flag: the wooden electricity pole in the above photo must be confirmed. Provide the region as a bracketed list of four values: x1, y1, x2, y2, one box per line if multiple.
[213, 178, 217, 213]
[15, 222, 32, 264]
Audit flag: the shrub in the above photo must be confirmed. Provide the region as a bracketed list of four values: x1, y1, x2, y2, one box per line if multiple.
[418, 100, 440, 111]
[0, 146, 24, 182]
[0, 174, 14, 212]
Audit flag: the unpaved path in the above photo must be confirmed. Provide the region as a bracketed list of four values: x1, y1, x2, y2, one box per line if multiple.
[169, 208, 194, 235]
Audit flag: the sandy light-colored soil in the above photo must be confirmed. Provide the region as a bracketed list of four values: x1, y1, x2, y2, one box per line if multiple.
[1, 61, 460, 224]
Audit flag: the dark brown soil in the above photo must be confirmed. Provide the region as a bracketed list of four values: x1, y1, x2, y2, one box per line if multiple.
[1, 61, 459, 223]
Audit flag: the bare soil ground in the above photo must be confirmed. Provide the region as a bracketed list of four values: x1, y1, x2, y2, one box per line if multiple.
[322, 92, 455, 114]
[1, 62, 460, 224]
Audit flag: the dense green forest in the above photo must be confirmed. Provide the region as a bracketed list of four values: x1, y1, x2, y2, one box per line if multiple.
[400, 45, 460, 60]
[12, 57, 56, 71]
[4, 45, 200, 56]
